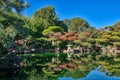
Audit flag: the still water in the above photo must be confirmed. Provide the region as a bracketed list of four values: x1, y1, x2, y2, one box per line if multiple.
[59, 66, 120, 80]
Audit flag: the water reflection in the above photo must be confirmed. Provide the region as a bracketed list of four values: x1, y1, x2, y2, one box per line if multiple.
[79, 70, 120, 80]
[59, 66, 120, 80]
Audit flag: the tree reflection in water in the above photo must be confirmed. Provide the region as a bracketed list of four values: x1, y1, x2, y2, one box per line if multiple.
[59, 66, 120, 80]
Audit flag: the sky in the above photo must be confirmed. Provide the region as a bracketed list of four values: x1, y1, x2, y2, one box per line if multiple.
[23, 0, 120, 28]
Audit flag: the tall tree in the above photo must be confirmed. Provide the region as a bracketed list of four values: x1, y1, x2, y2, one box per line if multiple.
[69, 18, 90, 32]
[33, 6, 58, 29]
[57, 20, 68, 32]
[24, 18, 44, 38]
[112, 21, 120, 31]
[0, 0, 29, 53]
[63, 19, 70, 27]
[0, 0, 29, 13]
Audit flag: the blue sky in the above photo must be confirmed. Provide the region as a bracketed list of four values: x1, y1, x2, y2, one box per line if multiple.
[23, 0, 120, 28]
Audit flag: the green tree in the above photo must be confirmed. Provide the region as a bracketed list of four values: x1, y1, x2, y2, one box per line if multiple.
[42, 26, 64, 37]
[63, 19, 71, 31]
[0, 23, 17, 52]
[0, 0, 29, 53]
[63, 19, 70, 27]
[33, 6, 58, 29]
[69, 18, 90, 32]
[23, 18, 44, 38]
[102, 21, 120, 48]
[0, 12, 29, 39]
[57, 20, 68, 32]
[112, 21, 120, 32]
[0, 0, 29, 13]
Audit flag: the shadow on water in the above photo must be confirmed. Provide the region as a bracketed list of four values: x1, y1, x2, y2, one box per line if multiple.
[59, 66, 120, 80]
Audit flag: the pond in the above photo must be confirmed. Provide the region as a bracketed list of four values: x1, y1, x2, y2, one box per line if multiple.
[1, 53, 120, 80]
[59, 66, 120, 80]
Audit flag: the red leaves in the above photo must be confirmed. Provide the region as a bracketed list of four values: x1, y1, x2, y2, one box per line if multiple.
[67, 36, 78, 41]
[60, 32, 79, 41]
[50, 32, 80, 41]
[54, 32, 62, 37]
[59, 35, 67, 41]
[65, 32, 74, 37]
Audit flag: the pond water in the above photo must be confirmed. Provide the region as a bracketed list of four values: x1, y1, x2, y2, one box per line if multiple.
[59, 66, 120, 80]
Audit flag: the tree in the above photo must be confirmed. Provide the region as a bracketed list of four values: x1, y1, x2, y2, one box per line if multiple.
[104, 26, 114, 31]
[0, 0, 29, 14]
[104, 21, 120, 32]
[0, 23, 17, 53]
[78, 31, 91, 47]
[33, 6, 58, 29]
[0, 12, 29, 39]
[57, 20, 68, 32]
[112, 21, 120, 32]
[0, 0, 30, 39]
[88, 27, 96, 34]
[102, 21, 120, 48]
[23, 18, 44, 38]
[69, 18, 90, 32]
[42, 26, 64, 37]
[63, 19, 71, 31]
[63, 19, 70, 27]
[0, 0, 29, 53]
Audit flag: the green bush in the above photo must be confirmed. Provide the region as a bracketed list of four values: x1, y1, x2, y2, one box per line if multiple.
[59, 53, 67, 62]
